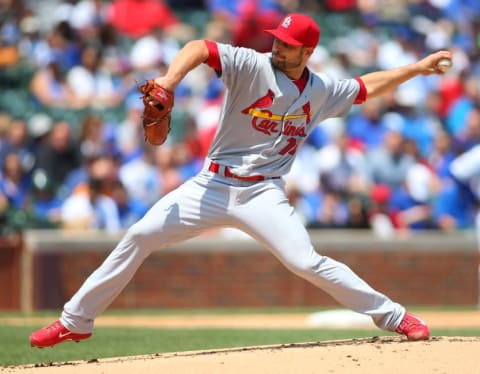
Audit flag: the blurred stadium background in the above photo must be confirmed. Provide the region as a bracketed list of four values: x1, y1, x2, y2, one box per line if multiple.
[1, 0, 480, 312]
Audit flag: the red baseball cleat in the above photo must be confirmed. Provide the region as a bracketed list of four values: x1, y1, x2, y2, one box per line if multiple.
[30, 320, 92, 348]
[395, 312, 430, 341]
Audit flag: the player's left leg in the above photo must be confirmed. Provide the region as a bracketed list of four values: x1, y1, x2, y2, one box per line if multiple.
[229, 179, 428, 339]
[30, 173, 234, 347]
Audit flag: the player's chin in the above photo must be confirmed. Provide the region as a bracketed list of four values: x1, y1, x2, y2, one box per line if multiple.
[272, 57, 285, 70]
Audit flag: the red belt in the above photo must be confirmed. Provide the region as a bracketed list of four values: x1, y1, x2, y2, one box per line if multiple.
[208, 161, 278, 182]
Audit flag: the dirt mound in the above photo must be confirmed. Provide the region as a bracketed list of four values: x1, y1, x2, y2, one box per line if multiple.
[7, 336, 480, 374]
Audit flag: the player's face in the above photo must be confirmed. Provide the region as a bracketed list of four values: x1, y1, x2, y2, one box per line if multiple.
[271, 39, 311, 76]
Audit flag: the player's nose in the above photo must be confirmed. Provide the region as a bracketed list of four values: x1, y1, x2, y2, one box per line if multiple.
[272, 38, 283, 52]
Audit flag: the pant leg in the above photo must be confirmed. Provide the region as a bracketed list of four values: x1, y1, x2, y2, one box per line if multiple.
[62, 174, 231, 333]
[229, 179, 405, 331]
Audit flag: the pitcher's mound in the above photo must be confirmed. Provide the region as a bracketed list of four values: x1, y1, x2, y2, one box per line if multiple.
[13, 336, 480, 373]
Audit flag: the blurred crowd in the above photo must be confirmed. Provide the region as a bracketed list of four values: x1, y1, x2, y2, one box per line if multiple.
[0, 0, 480, 238]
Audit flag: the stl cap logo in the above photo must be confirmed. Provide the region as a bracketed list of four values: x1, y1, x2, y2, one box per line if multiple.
[281, 16, 291, 29]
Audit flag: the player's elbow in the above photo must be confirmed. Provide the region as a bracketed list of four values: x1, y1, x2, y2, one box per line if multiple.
[185, 39, 209, 62]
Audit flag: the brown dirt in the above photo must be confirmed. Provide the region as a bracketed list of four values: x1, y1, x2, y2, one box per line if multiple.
[3, 311, 480, 373]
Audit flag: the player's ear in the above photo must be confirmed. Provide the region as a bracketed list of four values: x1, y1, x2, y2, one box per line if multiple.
[304, 46, 315, 58]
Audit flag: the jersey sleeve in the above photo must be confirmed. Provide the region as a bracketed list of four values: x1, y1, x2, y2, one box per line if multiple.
[203, 41, 261, 89]
[354, 77, 367, 104]
[213, 43, 264, 89]
[203, 40, 222, 75]
[315, 74, 363, 118]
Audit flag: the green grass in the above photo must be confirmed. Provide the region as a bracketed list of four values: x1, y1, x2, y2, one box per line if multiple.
[1, 326, 390, 367]
[2, 325, 480, 367]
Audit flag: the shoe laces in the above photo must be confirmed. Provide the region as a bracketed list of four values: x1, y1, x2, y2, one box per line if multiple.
[44, 321, 63, 333]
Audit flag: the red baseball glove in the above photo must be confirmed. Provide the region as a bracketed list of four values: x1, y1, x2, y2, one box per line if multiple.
[138, 80, 174, 146]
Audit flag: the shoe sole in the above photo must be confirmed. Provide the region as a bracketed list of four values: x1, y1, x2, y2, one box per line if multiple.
[406, 331, 430, 341]
[30, 338, 89, 348]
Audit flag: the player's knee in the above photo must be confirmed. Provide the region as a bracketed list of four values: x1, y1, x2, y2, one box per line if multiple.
[286, 254, 323, 277]
[124, 223, 157, 254]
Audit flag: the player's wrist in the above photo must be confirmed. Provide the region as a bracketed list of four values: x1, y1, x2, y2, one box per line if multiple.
[153, 77, 176, 93]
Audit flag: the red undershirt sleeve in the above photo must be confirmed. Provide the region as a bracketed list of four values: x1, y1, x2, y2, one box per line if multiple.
[203, 40, 222, 76]
[354, 77, 367, 104]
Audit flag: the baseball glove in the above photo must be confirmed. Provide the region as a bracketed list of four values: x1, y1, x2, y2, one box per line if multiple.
[138, 79, 174, 146]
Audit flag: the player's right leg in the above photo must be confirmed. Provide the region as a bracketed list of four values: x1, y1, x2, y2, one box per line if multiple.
[229, 179, 429, 340]
[30, 173, 231, 347]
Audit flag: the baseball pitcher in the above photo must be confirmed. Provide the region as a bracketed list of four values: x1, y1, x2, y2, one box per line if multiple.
[31, 13, 452, 347]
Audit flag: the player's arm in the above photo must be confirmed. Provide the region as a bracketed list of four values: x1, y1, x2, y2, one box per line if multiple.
[360, 50, 452, 99]
[154, 40, 209, 92]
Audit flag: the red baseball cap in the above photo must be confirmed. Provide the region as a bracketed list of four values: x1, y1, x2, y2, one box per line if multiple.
[265, 13, 320, 48]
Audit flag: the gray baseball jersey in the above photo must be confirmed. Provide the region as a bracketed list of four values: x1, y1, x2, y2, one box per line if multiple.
[208, 43, 359, 177]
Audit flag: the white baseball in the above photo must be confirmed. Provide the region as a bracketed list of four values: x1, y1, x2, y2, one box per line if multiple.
[437, 58, 452, 72]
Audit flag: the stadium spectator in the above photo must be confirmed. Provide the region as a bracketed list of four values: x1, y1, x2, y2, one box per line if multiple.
[0, 113, 12, 151]
[445, 75, 480, 139]
[28, 169, 63, 228]
[428, 130, 456, 180]
[115, 94, 145, 162]
[208, 0, 285, 52]
[65, 42, 125, 109]
[346, 98, 387, 152]
[60, 176, 121, 232]
[42, 20, 81, 74]
[118, 145, 162, 208]
[306, 188, 349, 229]
[367, 184, 396, 239]
[0, 117, 35, 175]
[389, 163, 438, 232]
[110, 179, 147, 228]
[60, 155, 121, 232]
[0, 0, 25, 67]
[33, 120, 80, 196]
[0, 152, 30, 210]
[29, 58, 79, 109]
[105, 0, 194, 41]
[395, 100, 439, 159]
[61, 0, 110, 41]
[452, 106, 480, 154]
[313, 132, 369, 199]
[432, 177, 477, 231]
[78, 114, 119, 160]
[365, 121, 415, 190]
